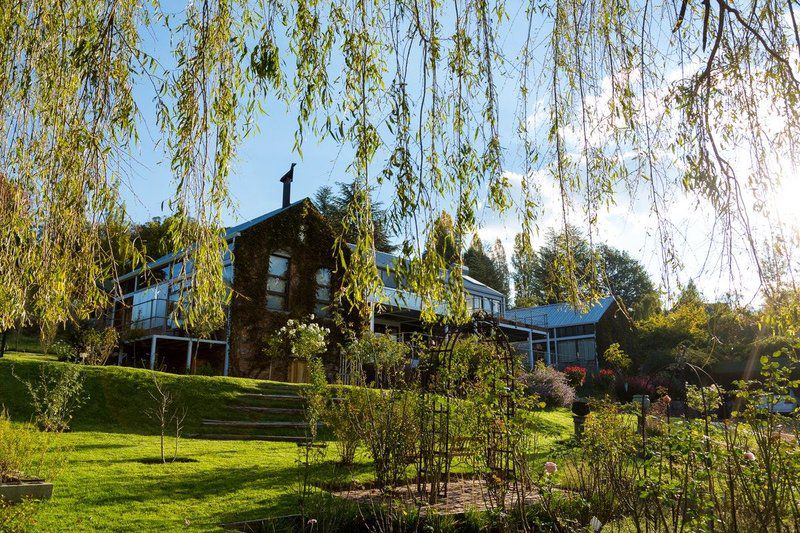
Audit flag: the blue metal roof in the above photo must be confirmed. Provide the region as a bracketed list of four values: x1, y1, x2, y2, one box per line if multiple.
[371, 249, 504, 298]
[504, 296, 615, 328]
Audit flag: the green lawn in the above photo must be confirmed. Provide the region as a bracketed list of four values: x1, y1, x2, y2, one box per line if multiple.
[0, 352, 573, 531]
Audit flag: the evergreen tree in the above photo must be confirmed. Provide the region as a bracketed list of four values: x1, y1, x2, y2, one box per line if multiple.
[515, 226, 660, 318]
[490, 239, 510, 297]
[427, 211, 459, 265]
[511, 233, 537, 307]
[314, 182, 396, 253]
[464, 235, 506, 294]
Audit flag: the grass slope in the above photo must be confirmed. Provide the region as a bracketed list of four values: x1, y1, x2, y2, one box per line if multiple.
[0, 352, 304, 434]
[0, 353, 573, 531]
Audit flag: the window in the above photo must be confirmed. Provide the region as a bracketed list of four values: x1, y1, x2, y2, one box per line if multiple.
[490, 299, 501, 316]
[267, 255, 290, 311]
[472, 296, 482, 311]
[314, 268, 332, 316]
[380, 268, 397, 289]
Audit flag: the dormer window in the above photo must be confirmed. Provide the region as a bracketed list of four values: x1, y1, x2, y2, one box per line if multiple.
[267, 254, 290, 311]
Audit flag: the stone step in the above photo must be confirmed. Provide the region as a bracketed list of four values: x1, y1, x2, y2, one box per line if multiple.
[229, 406, 306, 415]
[202, 419, 318, 429]
[239, 393, 306, 402]
[187, 433, 310, 443]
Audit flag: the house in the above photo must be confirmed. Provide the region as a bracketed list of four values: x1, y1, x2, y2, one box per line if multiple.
[503, 297, 631, 370]
[106, 170, 548, 381]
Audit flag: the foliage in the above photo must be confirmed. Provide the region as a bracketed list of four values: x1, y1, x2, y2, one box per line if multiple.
[563, 366, 587, 388]
[685, 383, 724, 415]
[0, 411, 57, 482]
[15, 364, 86, 432]
[595, 368, 615, 392]
[0, 0, 798, 358]
[515, 225, 659, 317]
[341, 332, 409, 388]
[522, 362, 576, 408]
[463, 235, 508, 295]
[263, 316, 330, 381]
[427, 211, 459, 265]
[324, 389, 362, 465]
[77, 327, 119, 366]
[314, 182, 396, 253]
[348, 388, 420, 489]
[511, 233, 538, 308]
[339, 332, 417, 488]
[603, 342, 631, 373]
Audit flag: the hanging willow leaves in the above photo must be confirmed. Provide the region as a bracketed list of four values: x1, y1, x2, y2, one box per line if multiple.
[2, 0, 799, 338]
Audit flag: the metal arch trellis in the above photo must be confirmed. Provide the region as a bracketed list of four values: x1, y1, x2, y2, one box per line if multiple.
[415, 313, 519, 504]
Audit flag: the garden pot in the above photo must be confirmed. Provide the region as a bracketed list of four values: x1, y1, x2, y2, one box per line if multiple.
[571, 398, 591, 417]
[0, 478, 53, 503]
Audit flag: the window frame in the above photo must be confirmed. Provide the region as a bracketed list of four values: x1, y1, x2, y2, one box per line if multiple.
[266, 254, 290, 311]
[314, 267, 332, 316]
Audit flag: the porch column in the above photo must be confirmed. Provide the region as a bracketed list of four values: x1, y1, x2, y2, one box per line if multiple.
[185, 339, 193, 373]
[527, 330, 534, 369]
[223, 343, 230, 376]
[369, 303, 375, 332]
[149, 336, 158, 370]
[545, 332, 552, 366]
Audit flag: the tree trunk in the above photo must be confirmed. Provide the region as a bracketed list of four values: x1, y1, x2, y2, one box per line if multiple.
[0, 330, 7, 358]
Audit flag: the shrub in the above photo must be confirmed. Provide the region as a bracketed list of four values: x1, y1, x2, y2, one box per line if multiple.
[15, 364, 86, 432]
[342, 332, 409, 388]
[522, 362, 576, 408]
[603, 342, 631, 372]
[349, 388, 419, 488]
[0, 411, 54, 482]
[51, 340, 78, 363]
[563, 366, 587, 388]
[79, 327, 119, 366]
[324, 390, 362, 465]
[595, 368, 615, 391]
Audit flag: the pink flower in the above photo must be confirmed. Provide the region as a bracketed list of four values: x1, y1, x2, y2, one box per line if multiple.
[744, 451, 756, 462]
[544, 461, 557, 475]
[662, 395, 672, 403]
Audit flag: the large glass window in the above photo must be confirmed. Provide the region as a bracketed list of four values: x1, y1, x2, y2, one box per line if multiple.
[267, 255, 290, 311]
[315, 268, 332, 316]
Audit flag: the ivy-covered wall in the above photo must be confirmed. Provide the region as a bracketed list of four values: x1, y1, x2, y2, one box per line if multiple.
[228, 199, 363, 380]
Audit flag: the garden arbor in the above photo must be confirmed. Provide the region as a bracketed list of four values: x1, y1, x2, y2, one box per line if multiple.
[416, 314, 522, 504]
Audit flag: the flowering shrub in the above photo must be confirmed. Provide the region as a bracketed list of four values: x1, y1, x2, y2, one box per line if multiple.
[563, 366, 587, 388]
[522, 362, 575, 407]
[262, 315, 329, 380]
[277, 316, 329, 360]
[595, 368, 615, 391]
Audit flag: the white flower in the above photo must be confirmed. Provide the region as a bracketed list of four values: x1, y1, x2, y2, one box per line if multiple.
[590, 516, 602, 531]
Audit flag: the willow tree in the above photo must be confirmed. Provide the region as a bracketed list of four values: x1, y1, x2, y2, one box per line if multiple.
[1, 0, 799, 338]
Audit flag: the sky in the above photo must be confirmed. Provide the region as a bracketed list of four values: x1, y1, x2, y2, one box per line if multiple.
[119, 2, 797, 307]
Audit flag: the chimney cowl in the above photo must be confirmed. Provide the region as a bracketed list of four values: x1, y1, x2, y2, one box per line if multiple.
[280, 163, 296, 208]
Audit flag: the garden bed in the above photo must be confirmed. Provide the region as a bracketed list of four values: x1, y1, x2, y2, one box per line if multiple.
[331, 477, 546, 515]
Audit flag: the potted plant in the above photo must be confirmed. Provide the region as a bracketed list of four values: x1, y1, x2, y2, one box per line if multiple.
[0, 414, 55, 504]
